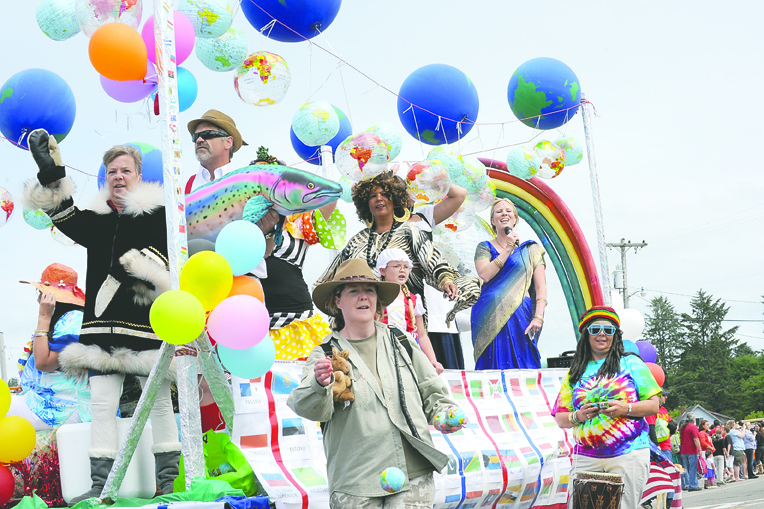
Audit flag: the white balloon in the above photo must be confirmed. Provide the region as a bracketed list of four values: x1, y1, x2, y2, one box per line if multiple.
[618, 308, 645, 341]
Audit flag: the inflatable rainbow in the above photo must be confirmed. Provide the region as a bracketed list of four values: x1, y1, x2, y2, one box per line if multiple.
[480, 158, 604, 336]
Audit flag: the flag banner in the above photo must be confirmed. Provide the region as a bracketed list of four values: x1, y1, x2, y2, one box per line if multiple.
[232, 363, 575, 509]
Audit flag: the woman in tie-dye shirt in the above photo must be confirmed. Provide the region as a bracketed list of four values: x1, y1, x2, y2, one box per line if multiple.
[552, 306, 661, 509]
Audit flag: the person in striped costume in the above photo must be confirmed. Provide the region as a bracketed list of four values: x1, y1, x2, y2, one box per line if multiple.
[252, 147, 345, 360]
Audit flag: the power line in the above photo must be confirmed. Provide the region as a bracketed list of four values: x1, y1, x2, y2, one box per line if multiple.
[639, 287, 762, 305]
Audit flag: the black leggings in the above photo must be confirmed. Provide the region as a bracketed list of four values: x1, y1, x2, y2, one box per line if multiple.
[745, 449, 755, 476]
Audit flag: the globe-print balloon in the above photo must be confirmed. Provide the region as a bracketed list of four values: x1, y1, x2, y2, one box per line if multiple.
[467, 179, 495, 212]
[506, 145, 541, 180]
[335, 133, 390, 183]
[508, 57, 581, 130]
[458, 157, 489, 194]
[440, 201, 476, 233]
[23, 209, 53, 230]
[365, 123, 402, 160]
[555, 136, 584, 166]
[37, 0, 81, 41]
[426, 145, 464, 185]
[534, 140, 566, 179]
[177, 0, 233, 39]
[291, 100, 340, 146]
[0, 188, 14, 228]
[235, 52, 291, 106]
[76, 0, 143, 38]
[405, 160, 450, 206]
[196, 27, 248, 72]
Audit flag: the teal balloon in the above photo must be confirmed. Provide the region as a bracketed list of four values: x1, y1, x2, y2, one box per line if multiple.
[217, 336, 275, 379]
[36, 0, 80, 41]
[215, 220, 266, 276]
[196, 27, 248, 72]
[623, 340, 640, 355]
[177, 67, 198, 113]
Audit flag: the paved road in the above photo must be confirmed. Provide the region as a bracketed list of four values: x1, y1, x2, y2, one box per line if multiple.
[681, 477, 764, 508]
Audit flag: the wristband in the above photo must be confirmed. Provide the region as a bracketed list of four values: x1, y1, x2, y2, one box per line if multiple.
[627, 403, 633, 416]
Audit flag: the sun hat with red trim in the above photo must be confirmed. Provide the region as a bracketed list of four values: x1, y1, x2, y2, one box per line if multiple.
[578, 306, 620, 332]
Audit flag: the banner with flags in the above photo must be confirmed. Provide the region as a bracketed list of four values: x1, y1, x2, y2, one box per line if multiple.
[232, 362, 576, 509]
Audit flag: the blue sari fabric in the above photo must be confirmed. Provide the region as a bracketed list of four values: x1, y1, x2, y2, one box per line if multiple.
[471, 240, 545, 370]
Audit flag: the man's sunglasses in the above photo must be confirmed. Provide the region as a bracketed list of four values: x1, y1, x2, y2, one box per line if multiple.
[192, 130, 230, 143]
[587, 324, 617, 336]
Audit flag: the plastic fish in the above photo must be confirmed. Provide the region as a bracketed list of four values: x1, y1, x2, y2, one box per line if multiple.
[186, 165, 343, 242]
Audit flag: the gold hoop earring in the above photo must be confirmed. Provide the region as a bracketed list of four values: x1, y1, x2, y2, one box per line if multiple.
[393, 208, 411, 223]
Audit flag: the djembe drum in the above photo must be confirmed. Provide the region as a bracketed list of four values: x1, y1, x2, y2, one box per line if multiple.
[571, 471, 624, 509]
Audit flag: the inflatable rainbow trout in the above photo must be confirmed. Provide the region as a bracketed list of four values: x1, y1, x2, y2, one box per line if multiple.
[186, 165, 343, 242]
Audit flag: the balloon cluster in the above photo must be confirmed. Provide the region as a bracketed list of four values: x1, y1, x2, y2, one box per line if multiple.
[404, 144, 495, 233]
[0, 380, 37, 505]
[149, 220, 275, 379]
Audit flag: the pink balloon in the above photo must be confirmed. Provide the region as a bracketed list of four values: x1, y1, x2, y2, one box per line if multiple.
[141, 11, 195, 65]
[100, 61, 157, 103]
[206, 295, 269, 350]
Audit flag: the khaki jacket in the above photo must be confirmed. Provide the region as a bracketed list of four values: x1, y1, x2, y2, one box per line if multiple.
[287, 322, 455, 497]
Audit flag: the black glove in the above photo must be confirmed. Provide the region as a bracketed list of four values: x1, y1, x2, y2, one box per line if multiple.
[28, 129, 66, 186]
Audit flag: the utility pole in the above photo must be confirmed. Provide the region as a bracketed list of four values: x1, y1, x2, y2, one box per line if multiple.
[606, 238, 647, 308]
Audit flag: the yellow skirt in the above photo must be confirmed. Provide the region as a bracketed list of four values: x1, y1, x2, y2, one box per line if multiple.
[271, 313, 331, 360]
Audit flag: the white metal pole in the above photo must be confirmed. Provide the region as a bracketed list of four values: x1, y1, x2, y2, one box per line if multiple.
[581, 93, 612, 306]
[152, 0, 204, 484]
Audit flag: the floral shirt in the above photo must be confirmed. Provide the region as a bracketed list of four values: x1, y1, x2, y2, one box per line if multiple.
[552, 355, 661, 458]
[20, 311, 91, 426]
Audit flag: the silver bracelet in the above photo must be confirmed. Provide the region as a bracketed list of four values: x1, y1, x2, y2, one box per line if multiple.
[627, 403, 633, 416]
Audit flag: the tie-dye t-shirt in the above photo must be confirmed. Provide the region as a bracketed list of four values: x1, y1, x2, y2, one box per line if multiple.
[552, 355, 661, 458]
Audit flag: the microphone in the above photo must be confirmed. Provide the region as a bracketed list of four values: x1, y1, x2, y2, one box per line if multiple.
[504, 226, 519, 247]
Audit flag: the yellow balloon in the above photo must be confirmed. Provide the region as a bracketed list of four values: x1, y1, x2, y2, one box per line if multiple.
[0, 416, 36, 462]
[0, 380, 9, 418]
[180, 251, 233, 311]
[149, 290, 206, 345]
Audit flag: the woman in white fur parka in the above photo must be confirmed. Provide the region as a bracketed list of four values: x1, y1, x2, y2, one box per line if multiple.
[23, 129, 180, 504]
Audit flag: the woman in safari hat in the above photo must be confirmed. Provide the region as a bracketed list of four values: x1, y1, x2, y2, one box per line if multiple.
[288, 258, 465, 507]
[9, 263, 91, 431]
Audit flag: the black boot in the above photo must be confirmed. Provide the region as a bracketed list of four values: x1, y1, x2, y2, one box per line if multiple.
[68, 457, 114, 506]
[155, 451, 181, 495]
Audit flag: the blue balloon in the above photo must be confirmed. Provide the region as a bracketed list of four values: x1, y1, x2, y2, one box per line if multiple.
[396, 64, 479, 146]
[0, 68, 76, 149]
[623, 340, 640, 355]
[215, 220, 266, 276]
[241, 0, 342, 43]
[507, 57, 581, 130]
[97, 142, 164, 188]
[218, 335, 275, 379]
[177, 67, 198, 113]
[290, 105, 352, 165]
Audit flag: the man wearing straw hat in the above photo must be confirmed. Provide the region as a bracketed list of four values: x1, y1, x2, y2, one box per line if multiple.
[184, 109, 248, 193]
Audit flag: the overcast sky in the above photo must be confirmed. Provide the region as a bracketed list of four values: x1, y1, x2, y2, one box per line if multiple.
[1, 1, 762, 378]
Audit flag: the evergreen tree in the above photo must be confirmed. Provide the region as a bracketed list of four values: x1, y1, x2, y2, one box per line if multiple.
[672, 290, 739, 414]
[643, 296, 681, 369]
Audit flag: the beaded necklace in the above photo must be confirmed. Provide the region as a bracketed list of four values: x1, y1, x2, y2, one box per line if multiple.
[365, 220, 402, 268]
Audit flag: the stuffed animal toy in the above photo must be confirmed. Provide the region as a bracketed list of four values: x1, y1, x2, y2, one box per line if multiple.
[330, 347, 354, 403]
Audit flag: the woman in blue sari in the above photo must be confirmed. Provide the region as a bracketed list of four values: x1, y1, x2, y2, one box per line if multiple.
[471, 199, 547, 369]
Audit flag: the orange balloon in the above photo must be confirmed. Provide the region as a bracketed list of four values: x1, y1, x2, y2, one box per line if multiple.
[645, 362, 665, 387]
[89, 23, 147, 81]
[228, 275, 265, 303]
